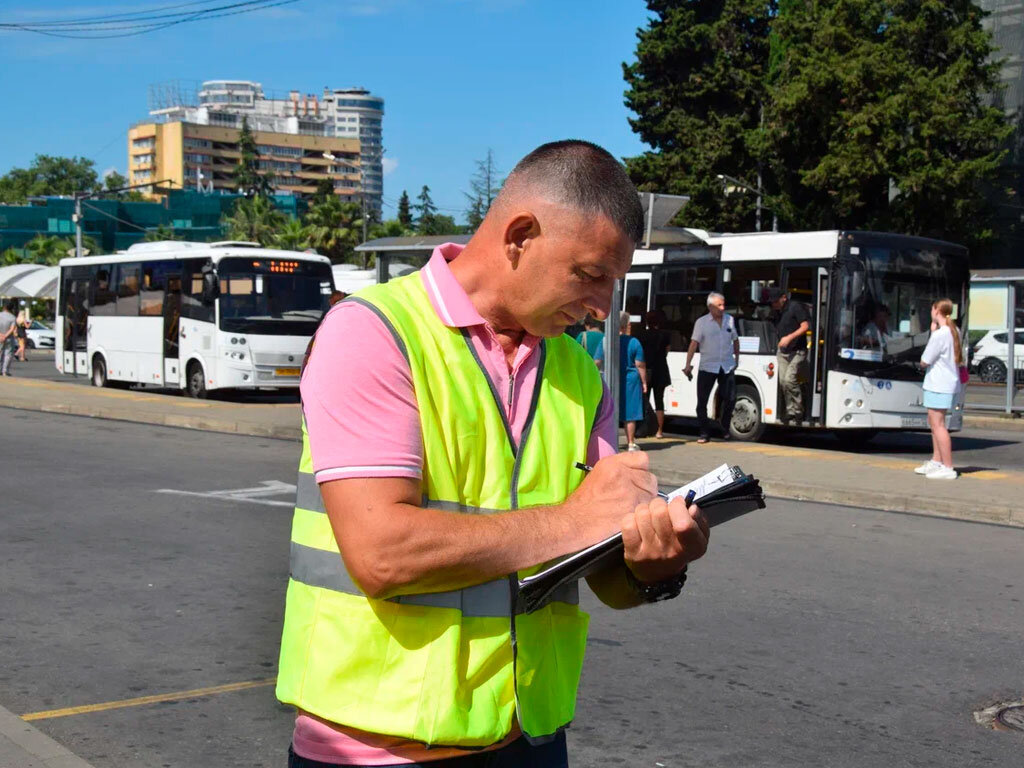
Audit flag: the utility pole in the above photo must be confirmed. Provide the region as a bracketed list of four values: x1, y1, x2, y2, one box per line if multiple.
[74, 193, 84, 258]
[716, 172, 778, 232]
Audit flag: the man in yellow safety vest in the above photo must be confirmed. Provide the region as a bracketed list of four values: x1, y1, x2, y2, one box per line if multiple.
[277, 140, 710, 767]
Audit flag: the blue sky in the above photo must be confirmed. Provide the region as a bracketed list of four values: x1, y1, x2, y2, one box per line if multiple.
[0, 0, 653, 222]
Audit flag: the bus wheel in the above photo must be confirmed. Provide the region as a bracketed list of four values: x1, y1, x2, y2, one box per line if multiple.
[92, 355, 109, 388]
[730, 384, 766, 442]
[186, 361, 207, 399]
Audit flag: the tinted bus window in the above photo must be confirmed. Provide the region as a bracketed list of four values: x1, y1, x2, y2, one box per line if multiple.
[93, 265, 117, 316]
[181, 258, 215, 323]
[116, 263, 141, 316]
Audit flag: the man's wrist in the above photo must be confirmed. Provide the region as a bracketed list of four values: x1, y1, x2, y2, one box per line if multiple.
[624, 564, 688, 603]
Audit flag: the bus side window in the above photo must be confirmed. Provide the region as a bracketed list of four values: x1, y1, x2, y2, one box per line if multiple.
[116, 264, 141, 317]
[92, 265, 117, 316]
[652, 265, 718, 351]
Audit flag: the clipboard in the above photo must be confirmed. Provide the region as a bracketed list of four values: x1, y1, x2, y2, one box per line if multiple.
[515, 464, 765, 614]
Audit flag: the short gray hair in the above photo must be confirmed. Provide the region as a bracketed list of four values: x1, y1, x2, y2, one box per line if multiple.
[497, 140, 645, 244]
[707, 291, 725, 307]
[619, 310, 631, 331]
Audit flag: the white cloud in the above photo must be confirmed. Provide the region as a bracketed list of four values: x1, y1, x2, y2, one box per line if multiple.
[381, 157, 399, 176]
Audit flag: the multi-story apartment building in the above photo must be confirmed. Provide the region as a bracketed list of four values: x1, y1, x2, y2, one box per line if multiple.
[982, 0, 1024, 114]
[141, 80, 385, 214]
[127, 120, 361, 202]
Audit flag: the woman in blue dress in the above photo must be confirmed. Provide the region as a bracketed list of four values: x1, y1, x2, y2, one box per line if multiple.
[596, 310, 647, 451]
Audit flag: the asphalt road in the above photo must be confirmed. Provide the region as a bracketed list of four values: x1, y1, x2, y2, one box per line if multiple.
[3, 409, 1022, 767]
[10, 353, 1024, 474]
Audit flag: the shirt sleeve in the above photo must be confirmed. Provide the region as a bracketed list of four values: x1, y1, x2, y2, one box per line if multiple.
[691, 316, 704, 346]
[729, 316, 739, 341]
[300, 302, 423, 483]
[631, 337, 645, 363]
[586, 381, 618, 464]
[594, 341, 605, 362]
[920, 328, 945, 367]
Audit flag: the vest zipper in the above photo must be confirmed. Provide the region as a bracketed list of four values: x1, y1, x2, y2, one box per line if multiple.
[507, 372, 515, 411]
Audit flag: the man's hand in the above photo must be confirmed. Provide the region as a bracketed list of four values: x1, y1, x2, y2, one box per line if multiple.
[621, 496, 709, 583]
[570, 451, 658, 535]
[683, 364, 693, 378]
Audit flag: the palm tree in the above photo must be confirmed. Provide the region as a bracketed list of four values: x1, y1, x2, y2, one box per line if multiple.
[23, 234, 100, 263]
[143, 224, 182, 242]
[273, 217, 311, 251]
[303, 197, 363, 263]
[221, 195, 285, 246]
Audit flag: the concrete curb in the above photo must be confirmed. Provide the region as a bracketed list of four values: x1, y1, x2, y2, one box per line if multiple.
[654, 467, 1024, 528]
[962, 413, 1024, 432]
[4, 393, 1021, 529]
[0, 704, 95, 768]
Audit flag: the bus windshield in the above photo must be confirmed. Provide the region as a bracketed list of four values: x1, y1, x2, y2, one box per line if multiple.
[833, 243, 968, 380]
[217, 256, 333, 335]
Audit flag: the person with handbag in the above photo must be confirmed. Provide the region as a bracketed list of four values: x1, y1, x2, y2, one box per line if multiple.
[914, 298, 964, 480]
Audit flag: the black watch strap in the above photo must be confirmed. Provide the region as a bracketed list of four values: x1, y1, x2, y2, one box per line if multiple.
[625, 565, 687, 603]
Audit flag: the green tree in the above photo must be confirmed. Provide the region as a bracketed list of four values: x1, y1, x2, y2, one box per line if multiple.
[414, 185, 439, 234]
[313, 177, 335, 204]
[144, 224, 182, 242]
[623, 1, 775, 232]
[463, 149, 502, 230]
[233, 117, 275, 197]
[221, 194, 286, 246]
[369, 218, 414, 240]
[23, 235, 73, 263]
[429, 214, 459, 236]
[303, 196, 363, 263]
[274, 217, 312, 251]
[397, 190, 413, 228]
[765, 0, 1011, 250]
[0, 155, 101, 203]
[103, 170, 147, 201]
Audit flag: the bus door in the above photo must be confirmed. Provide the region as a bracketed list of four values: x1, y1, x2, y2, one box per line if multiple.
[163, 272, 182, 385]
[62, 271, 90, 376]
[781, 263, 826, 424]
[623, 273, 651, 324]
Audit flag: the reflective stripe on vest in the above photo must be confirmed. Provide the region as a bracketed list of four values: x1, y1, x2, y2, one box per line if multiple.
[291, 471, 579, 617]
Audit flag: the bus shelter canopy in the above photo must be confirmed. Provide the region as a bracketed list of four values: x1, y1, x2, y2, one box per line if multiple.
[0, 264, 59, 298]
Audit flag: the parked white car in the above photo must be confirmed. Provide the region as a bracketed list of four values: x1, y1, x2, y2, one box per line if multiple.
[25, 320, 55, 349]
[970, 328, 1024, 383]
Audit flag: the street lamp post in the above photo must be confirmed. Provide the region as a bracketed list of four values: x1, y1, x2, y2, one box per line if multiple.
[73, 179, 175, 257]
[715, 173, 778, 232]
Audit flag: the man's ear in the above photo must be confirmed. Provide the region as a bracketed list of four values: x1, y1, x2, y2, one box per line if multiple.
[503, 213, 540, 268]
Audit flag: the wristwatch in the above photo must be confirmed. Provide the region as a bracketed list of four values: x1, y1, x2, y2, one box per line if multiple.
[625, 565, 688, 603]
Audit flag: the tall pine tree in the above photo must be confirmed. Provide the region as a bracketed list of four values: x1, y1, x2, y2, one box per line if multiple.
[766, 0, 1009, 250]
[233, 116, 275, 197]
[414, 185, 438, 234]
[623, 0, 776, 232]
[397, 189, 413, 228]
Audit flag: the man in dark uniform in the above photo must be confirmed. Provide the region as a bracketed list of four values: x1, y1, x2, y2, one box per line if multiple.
[768, 287, 810, 423]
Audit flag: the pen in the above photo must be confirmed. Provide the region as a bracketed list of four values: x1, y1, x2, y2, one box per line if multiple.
[574, 461, 671, 501]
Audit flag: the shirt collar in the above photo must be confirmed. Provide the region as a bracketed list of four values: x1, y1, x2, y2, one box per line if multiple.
[419, 243, 487, 328]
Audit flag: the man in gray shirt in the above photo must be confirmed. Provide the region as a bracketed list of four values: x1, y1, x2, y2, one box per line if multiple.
[0, 300, 18, 376]
[684, 292, 740, 443]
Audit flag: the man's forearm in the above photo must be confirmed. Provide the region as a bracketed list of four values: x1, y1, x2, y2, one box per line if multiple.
[333, 495, 620, 600]
[586, 562, 643, 609]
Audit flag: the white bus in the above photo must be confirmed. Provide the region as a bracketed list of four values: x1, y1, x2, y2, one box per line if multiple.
[56, 241, 334, 397]
[623, 230, 970, 442]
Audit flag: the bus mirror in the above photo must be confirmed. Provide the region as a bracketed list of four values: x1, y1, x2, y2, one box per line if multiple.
[201, 272, 220, 303]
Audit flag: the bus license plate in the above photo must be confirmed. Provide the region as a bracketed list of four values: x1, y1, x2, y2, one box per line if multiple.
[900, 415, 927, 428]
[275, 367, 301, 377]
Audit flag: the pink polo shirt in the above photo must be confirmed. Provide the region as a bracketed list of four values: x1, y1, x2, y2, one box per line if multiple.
[295, 243, 617, 765]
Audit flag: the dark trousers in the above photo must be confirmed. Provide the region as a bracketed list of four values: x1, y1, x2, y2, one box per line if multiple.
[696, 368, 736, 438]
[288, 732, 568, 768]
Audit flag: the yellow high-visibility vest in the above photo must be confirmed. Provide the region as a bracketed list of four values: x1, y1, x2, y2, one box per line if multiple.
[276, 271, 604, 746]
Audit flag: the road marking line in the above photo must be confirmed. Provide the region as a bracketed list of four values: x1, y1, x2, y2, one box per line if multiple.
[21, 678, 277, 722]
[156, 480, 296, 507]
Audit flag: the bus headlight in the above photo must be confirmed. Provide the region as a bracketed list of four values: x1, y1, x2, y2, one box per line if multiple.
[231, 337, 238, 344]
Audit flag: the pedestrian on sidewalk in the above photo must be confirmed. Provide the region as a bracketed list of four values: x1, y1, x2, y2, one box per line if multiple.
[685, 292, 740, 443]
[0, 300, 17, 376]
[277, 140, 709, 768]
[575, 314, 605, 369]
[768, 287, 810, 423]
[915, 298, 963, 480]
[15, 309, 29, 362]
[597, 310, 648, 450]
[635, 309, 671, 438]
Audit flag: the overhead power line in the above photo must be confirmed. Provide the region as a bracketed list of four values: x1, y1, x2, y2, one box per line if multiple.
[0, 0, 299, 39]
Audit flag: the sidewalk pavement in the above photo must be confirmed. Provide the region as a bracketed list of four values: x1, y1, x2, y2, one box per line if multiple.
[0, 703, 94, 768]
[1, 376, 1022, 528]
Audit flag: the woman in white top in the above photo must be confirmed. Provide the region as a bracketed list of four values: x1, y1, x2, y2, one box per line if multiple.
[915, 298, 963, 480]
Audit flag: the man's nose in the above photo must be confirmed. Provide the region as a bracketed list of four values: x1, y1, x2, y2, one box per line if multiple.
[584, 281, 616, 322]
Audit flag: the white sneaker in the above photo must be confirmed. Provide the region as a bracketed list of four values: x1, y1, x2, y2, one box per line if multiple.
[914, 460, 941, 475]
[627, 442, 641, 452]
[925, 465, 958, 480]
